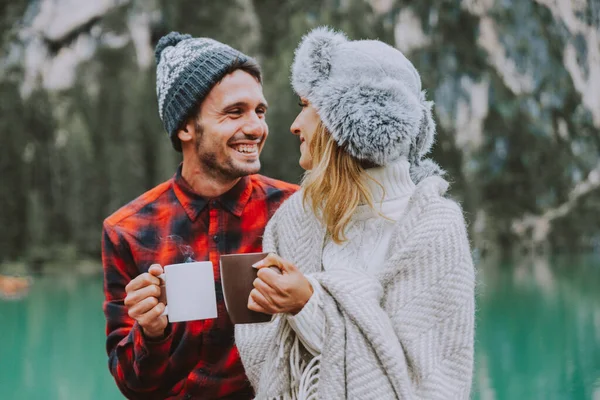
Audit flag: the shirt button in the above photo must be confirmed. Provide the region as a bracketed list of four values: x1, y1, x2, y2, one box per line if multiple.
[184, 395, 192, 400]
[213, 235, 220, 243]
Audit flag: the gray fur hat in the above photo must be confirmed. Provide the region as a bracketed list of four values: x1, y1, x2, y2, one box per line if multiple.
[291, 26, 443, 182]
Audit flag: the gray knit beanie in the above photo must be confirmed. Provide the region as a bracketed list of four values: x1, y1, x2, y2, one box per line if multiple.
[291, 27, 443, 183]
[155, 32, 258, 151]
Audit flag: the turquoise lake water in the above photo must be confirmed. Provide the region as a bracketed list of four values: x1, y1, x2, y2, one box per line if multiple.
[1, 255, 598, 399]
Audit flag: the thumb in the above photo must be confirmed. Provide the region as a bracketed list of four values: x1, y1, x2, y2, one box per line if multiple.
[277, 258, 297, 274]
[148, 264, 164, 276]
[253, 253, 296, 274]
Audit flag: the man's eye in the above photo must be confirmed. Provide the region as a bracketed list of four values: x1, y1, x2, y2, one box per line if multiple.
[257, 108, 266, 115]
[229, 109, 242, 115]
[298, 102, 306, 107]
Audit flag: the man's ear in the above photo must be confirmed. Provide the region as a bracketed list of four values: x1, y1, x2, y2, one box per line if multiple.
[177, 118, 196, 143]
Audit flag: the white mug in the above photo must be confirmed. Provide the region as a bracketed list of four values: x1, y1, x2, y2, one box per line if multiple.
[158, 261, 218, 323]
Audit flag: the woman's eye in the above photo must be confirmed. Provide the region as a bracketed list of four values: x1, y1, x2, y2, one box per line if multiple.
[298, 102, 306, 107]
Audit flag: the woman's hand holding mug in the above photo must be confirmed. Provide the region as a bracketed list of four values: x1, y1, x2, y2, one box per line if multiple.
[248, 253, 313, 315]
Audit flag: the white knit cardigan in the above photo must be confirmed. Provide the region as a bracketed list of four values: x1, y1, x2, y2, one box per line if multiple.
[235, 176, 475, 399]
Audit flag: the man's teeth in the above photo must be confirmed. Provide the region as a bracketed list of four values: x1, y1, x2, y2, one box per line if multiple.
[235, 144, 257, 153]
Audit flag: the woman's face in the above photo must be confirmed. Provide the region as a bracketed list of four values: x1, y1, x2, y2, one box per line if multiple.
[290, 98, 320, 170]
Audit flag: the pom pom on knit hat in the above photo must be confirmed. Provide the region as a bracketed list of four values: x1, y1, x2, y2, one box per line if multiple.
[154, 32, 192, 64]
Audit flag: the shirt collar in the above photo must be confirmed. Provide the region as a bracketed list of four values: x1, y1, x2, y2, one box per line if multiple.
[172, 165, 253, 220]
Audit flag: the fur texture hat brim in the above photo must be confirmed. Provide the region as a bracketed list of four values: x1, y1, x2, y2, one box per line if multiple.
[312, 75, 420, 166]
[291, 26, 444, 180]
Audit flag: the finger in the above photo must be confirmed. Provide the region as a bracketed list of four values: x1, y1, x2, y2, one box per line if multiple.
[126, 273, 161, 293]
[247, 295, 261, 312]
[249, 295, 273, 314]
[248, 295, 270, 314]
[252, 253, 284, 270]
[276, 258, 297, 274]
[148, 264, 164, 277]
[138, 302, 167, 328]
[124, 284, 161, 307]
[254, 253, 296, 274]
[256, 267, 286, 288]
[249, 288, 277, 313]
[127, 296, 159, 319]
[253, 277, 279, 305]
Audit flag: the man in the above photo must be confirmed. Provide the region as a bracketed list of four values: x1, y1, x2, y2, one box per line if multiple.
[102, 32, 298, 399]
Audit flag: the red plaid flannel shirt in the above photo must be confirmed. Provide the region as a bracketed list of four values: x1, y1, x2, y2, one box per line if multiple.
[102, 166, 298, 399]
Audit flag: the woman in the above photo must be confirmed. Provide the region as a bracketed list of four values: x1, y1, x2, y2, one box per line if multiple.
[235, 27, 475, 399]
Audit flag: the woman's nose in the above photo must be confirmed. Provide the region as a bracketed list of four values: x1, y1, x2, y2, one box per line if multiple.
[290, 116, 301, 136]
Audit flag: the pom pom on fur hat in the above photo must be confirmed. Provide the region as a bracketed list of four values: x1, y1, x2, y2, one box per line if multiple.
[291, 26, 444, 182]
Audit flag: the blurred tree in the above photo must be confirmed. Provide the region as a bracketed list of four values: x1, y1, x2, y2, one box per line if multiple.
[0, 0, 597, 264]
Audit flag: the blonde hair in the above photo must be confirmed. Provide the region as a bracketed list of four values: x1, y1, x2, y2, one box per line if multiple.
[302, 122, 382, 244]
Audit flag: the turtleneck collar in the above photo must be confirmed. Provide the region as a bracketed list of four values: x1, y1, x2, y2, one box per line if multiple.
[362, 156, 415, 204]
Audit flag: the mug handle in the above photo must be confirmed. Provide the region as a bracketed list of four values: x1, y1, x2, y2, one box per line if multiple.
[158, 273, 168, 317]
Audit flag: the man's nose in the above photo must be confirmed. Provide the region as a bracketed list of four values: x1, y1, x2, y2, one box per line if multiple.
[243, 113, 265, 137]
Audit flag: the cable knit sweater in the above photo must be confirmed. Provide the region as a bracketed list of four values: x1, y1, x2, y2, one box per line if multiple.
[288, 159, 416, 355]
[235, 170, 475, 399]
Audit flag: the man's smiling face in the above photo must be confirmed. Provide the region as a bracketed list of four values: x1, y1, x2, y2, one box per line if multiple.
[192, 69, 269, 181]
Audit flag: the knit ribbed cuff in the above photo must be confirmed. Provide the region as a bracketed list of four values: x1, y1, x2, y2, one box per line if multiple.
[286, 275, 325, 356]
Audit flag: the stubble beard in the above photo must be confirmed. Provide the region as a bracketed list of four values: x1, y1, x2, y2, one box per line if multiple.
[194, 120, 260, 182]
